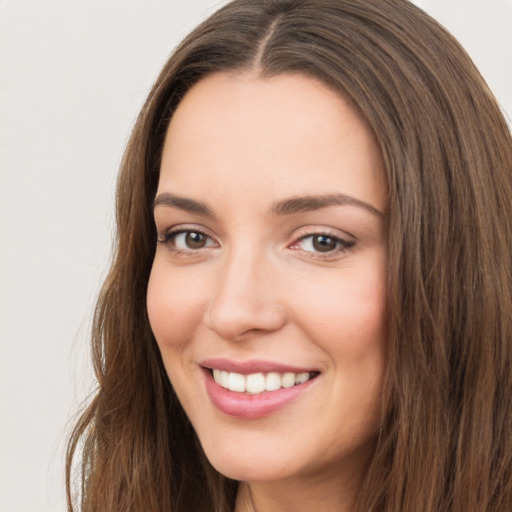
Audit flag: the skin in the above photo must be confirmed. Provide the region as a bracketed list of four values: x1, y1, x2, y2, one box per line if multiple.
[147, 72, 388, 512]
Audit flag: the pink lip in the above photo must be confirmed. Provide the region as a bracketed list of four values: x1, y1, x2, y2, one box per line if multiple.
[200, 357, 316, 375]
[200, 362, 319, 420]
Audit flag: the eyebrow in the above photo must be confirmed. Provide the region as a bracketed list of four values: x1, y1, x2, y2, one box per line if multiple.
[153, 192, 383, 219]
[269, 193, 384, 218]
[153, 193, 215, 218]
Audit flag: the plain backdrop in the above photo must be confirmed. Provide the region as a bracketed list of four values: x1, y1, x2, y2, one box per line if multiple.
[1, 1, 511, 511]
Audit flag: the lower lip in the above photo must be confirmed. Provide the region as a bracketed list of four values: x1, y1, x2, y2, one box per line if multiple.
[202, 369, 318, 419]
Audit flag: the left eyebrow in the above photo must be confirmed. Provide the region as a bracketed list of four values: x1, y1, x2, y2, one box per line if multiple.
[269, 193, 384, 218]
[152, 192, 216, 218]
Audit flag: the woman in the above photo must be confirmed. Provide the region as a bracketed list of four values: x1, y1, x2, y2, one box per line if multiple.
[66, 0, 512, 510]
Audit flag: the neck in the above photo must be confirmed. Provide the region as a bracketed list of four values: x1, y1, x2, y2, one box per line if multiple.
[234, 465, 363, 512]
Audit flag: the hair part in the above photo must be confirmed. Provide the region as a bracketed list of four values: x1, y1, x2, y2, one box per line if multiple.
[67, 1, 512, 510]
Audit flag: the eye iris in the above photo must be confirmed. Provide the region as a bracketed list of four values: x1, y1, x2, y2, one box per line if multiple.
[312, 235, 337, 252]
[186, 231, 206, 249]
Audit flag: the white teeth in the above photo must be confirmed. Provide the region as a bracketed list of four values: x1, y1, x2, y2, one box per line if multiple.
[296, 372, 310, 384]
[212, 369, 314, 394]
[265, 372, 281, 391]
[213, 369, 230, 388]
[220, 370, 229, 388]
[228, 372, 246, 392]
[246, 373, 266, 394]
[281, 372, 295, 388]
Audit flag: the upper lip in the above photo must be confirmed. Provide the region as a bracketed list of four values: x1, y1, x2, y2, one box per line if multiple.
[199, 358, 318, 375]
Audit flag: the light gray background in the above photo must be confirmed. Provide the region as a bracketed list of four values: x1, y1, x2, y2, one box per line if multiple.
[1, 1, 511, 511]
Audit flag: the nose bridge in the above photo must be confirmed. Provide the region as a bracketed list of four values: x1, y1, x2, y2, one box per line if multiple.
[205, 243, 284, 340]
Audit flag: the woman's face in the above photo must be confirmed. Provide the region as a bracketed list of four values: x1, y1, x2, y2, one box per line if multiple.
[147, 72, 388, 487]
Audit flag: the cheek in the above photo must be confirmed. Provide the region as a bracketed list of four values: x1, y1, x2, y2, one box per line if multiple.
[146, 260, 208, 351]
[313, 269, 387, 433]
[291, 262, 387, 354]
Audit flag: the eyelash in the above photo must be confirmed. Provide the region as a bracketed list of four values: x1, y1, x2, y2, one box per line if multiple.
[291, 231, 355, 258]
[157, 229, 217, 257]
[157, 227, 355, 259]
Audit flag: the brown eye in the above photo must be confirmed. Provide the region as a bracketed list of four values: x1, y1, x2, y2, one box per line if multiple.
[312, 235, 338, 252]
[295, 233, 354, 255]
[185, 231, 207, 249]
[159, 230, 215, 251]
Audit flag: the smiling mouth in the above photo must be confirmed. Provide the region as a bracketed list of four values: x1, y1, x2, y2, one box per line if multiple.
[208, 368, 320, 395]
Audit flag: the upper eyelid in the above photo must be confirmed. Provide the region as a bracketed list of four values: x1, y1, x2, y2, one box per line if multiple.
[157, 228, 218, 255]
[156, 223, 356, 249]
[157, 223, 216, 239]
[295, 232, 350, 243]
[291, 233, 354, 249]
[291, 225, 356, 242]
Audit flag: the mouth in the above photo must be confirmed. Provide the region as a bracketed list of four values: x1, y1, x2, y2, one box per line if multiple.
[199, 358, 321, 418]
[207, 368, 319, 395]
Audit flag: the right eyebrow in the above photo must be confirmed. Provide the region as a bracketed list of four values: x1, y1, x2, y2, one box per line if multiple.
[269, 193, 384, 218]
[152, 193, 216, 218]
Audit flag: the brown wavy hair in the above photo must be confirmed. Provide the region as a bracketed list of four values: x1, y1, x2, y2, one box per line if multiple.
[66, 0, 512, 510]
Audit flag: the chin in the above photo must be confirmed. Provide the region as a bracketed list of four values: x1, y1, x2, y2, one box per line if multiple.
[199, 434, 301, 482]
[208, 455, 293, 483]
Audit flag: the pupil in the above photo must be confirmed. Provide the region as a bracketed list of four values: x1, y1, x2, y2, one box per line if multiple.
[313, 235, 336, 252]
[186, 232, 206, 249]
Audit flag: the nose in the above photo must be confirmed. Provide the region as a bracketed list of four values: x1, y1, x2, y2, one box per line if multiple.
[204, 249, 286, 341]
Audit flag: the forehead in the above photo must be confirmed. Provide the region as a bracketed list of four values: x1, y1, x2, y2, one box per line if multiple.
[159, 72, 386, 213]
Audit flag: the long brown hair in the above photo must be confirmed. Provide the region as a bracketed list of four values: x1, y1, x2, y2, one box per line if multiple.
[66, 1, 512, 510]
